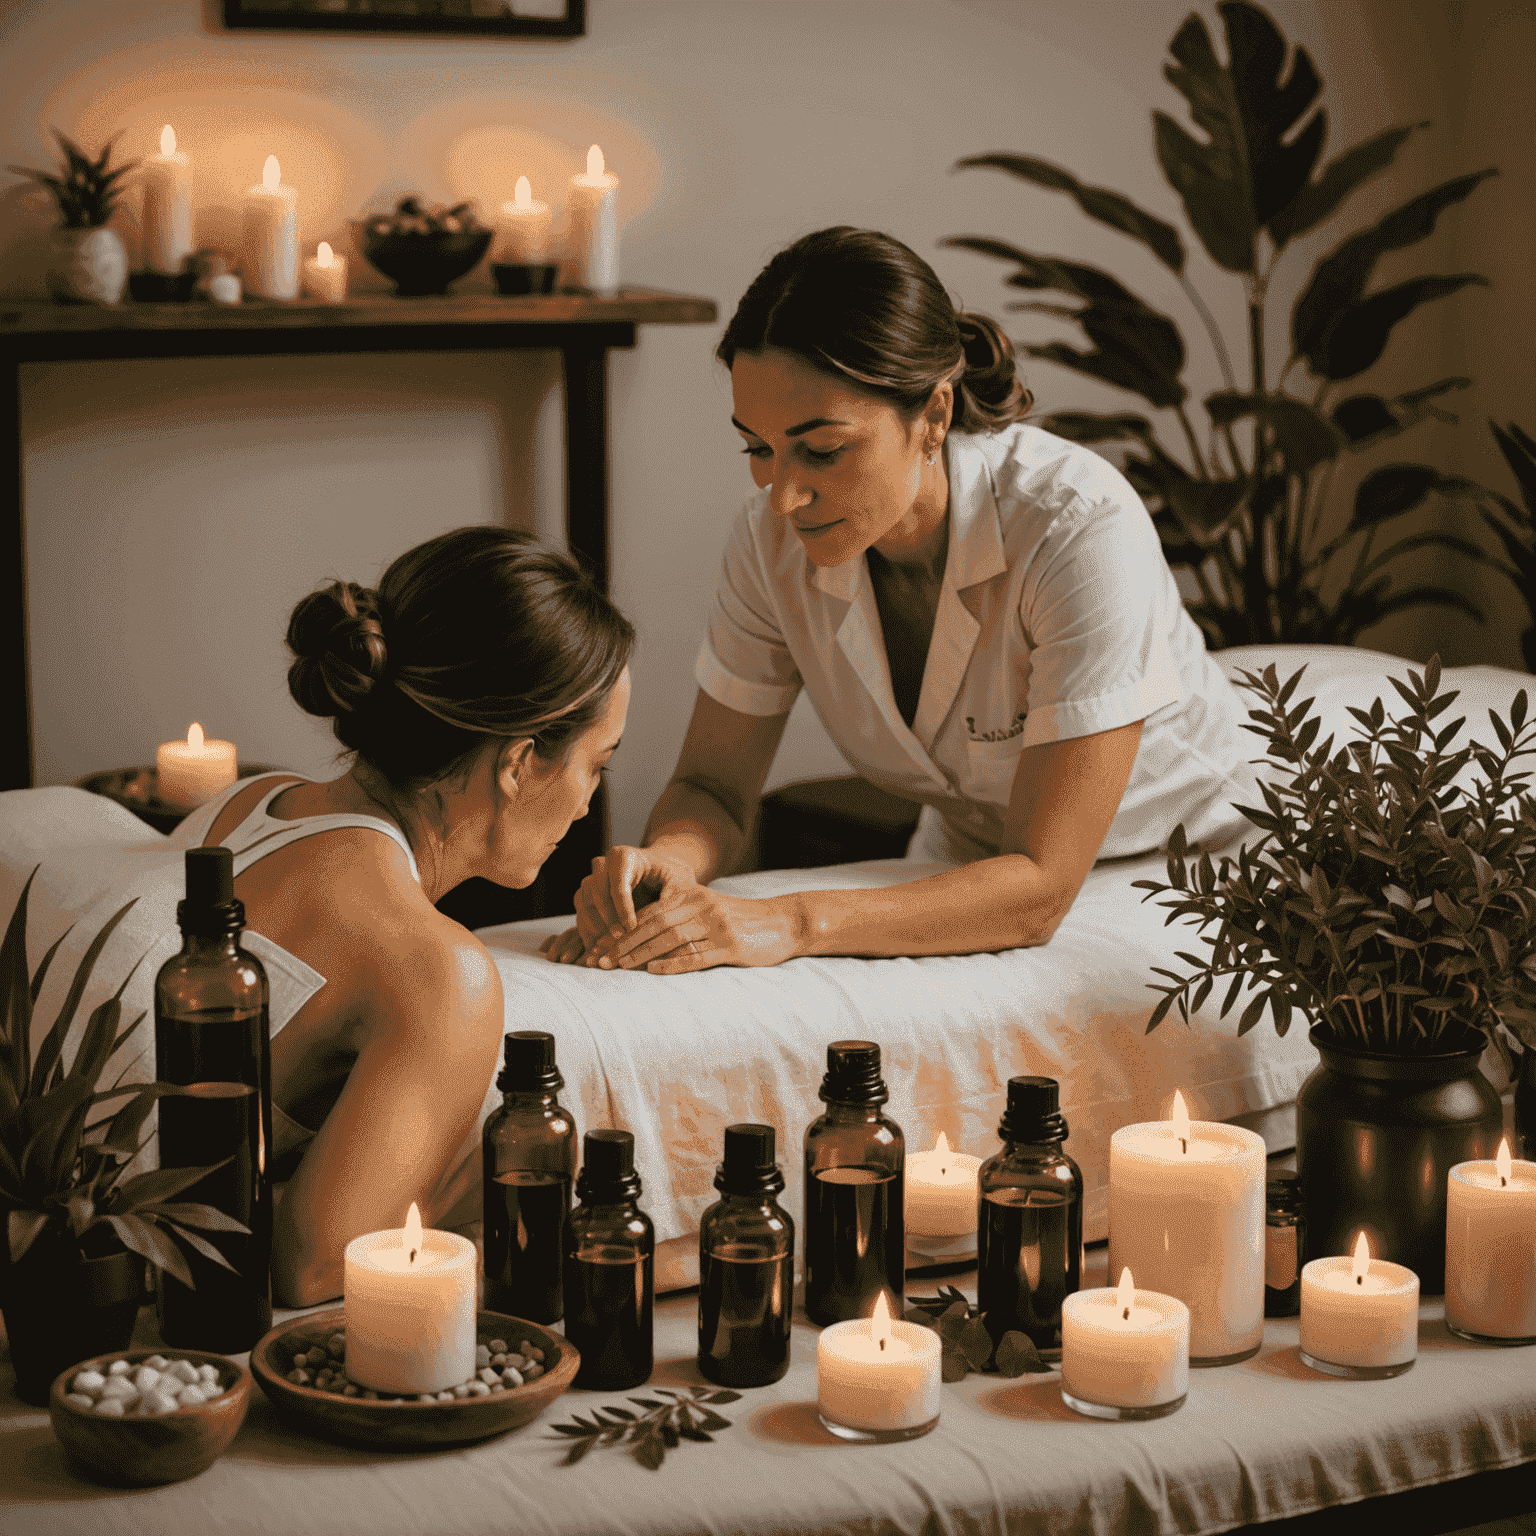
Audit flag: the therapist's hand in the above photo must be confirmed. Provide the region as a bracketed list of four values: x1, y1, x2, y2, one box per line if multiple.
[539, 845, 700, 965]
[584, 887, 798, 975]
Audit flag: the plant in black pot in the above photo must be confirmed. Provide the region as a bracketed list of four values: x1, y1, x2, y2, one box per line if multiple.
[1134, 658, 1536, 1293]
[0, 871, 250, 1404]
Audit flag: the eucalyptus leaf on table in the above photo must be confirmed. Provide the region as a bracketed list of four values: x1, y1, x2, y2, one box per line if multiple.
[549, 1386, 741, 1470]
[905, 1287, 1053, 1381]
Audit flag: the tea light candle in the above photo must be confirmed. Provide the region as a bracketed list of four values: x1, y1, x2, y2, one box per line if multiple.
[302, 241, 349, 303]
[343, 1203, 477, 1394]
[155, 722, 237, 809]
[816, 1292, 941, 1442]
[1107, 1090, 1266, 1364]
[1445, 1140, 1536, 1343]
[1300, 1233, 1420, 1378]
[494, 176, 552, 264]
[905, 1132, 980, 1237]
[568, 144, 619, 296]
[142, 124, 192, 275]
[1060, 1268, 1189, 1419]
[242, 154, 298, 300]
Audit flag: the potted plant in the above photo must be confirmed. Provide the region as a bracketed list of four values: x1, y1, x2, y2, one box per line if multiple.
[6, 130, 136, 305]
[0, 870, 250, 1404]
[1134, 658, 1536, 1292]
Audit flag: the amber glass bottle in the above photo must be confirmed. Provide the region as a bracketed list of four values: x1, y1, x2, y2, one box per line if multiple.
[154, 846, 273, 1352]
[803, 1040, 905, 1326]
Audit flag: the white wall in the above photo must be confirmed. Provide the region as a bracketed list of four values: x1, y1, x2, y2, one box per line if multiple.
[4, 0, 1532, 846]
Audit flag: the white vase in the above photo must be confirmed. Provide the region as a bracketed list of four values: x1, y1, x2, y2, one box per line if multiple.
[46, 226, 128, 305]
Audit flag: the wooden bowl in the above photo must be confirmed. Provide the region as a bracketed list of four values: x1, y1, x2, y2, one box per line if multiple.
[48, 1347, 252, 1486]
[249, 1308, 578, 1449]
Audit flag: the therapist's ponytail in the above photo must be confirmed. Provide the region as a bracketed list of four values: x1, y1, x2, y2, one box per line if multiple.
[718, 226, 1032, 435]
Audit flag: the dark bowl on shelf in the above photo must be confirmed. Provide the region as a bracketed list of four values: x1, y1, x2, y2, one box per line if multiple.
[128, 270, 198, 303]
[354, 223, 493, 297]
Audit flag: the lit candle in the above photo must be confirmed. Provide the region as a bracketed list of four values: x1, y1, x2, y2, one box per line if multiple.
[568, 144, 619, 296]
[815, 1291, 942, 1442]
[1300, 1233, 1420, 1378]
[1060, 1267, 1190, 1419]
[343, 1203, 477, 1395]
[1106, 1090, 1266, 1364]
[905, 1132, 980, 1238]
[141, 124, 192, 276]
[301, 240, 349, 304]
[155, 722, 238, 809]
[494, 176, 552, 265]
[242, 154, 298, 300]
[1445, 1140, 1536, 1343]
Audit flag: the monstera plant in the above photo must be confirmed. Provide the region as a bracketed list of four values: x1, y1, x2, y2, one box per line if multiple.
[1474, 421, 1536, 674]
[946, 0, 1498, 649]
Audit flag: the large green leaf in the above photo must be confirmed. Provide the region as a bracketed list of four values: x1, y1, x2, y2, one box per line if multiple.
[0, 867, 40, 1115]
[1205, 391, 1345, 477]
[110, 1154, 235, 1213]
[954, 153, 1185, 272]
[1154, 1, 1325, 273]
[1125, 444, 1248, 545]
[1268, 123, 1427, 248]
[103, 1212, 195, 1290]
[1330, 378, 1470, 446]
[1350, 464, 1476, 530]
[8, 1207, 51, 1265]
[1292, 170, 1497, 373]
[1490, 420, 1536, 516]
[1316, 274, 1490, 381]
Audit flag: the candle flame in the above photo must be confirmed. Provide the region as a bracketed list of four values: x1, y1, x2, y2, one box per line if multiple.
[1171, 1089, 1190, 1155]
[514, 175, 533, 208]
[586, 143, 605, 179]
[870, 1291, 892, 1352]
[186, 722, 204, 749]
[160, 124, 176, 157]
[1116, 1266, 1135, 1320]
[1351, 1232, 1371, 1285]
[317, 241, 334, 268]
[1497, 1137, 1512, 1187]
[403, 1202, 423, 1265]
[262, 155, 281, 192]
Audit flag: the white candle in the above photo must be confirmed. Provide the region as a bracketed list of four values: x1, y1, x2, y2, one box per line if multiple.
[905, 1132, 980, 1237]
[1106, 1090, 1266, 1362]
[1445, 1141, 1536, 1342]
[141, 124, 192, 276]
[1060, 1268, 1189, 1416]
[242, 154, 299, 300]
[208, 273, 241, 305]
[343, 1203, 477, 1395]
[568, 144, 619, 296]
[494, 176, 552, 265]
[302, 241, 349, 303]
[816, 1292, 941, 1438]
[155, 722, 237, 809]
[1300, 1234, 1420, 1375]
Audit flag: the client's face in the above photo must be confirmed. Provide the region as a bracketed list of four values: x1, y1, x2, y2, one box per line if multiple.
[730, 347, 938, 569]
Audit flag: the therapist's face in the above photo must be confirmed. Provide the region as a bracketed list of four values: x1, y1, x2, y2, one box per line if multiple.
[730, 347, 949, 568]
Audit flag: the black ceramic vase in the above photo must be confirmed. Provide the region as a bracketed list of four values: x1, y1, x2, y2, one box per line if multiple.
[1517, 1046, 1536, 1162]
[0, 1224, 144, 1404]
[1295, 1025, 1503, 1295]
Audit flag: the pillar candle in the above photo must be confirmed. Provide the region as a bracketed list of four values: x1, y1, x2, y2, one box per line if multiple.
[243, 155, 298, 300]
[155, 722, 237, 809]
[1445, 1141, 1536, 1342]
[568, 144, 619, 296]
[343, 1204, 477, 1395]
[141, 125, 192, 276]
[1299, 1234, 1419, 1375]
[1106, 1091, 1266, 1363]
[905, 1132, 980, 1237]
[1060, 1268, 1189, 1417]
[493, 176, 552, 264]
[302, 241, 348, 303]
[816, 1293, 941, 1439]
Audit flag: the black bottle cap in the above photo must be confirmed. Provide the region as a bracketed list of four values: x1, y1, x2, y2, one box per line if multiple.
[818, 1040, 889, 1105]
[176, 847, 245, 936]
[575, 1128, 643, 1204]
[497, 1030, 564, 1094]
[998, 1075, 1069, 1144]
[714, 1122, 785, 1197]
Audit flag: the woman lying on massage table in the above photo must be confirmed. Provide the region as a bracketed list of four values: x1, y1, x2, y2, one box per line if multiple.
[194, 527, 632, 1305]
[544, 225, 1254, 975]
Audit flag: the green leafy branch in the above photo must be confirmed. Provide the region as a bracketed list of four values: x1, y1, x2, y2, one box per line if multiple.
[549, 1386, 741, 1471]
[906, 1286, 1054, 1381]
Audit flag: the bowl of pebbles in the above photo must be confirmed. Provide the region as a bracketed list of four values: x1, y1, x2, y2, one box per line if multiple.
[248, 1308, 578, 1448]
[48, 1347, 252, 1485]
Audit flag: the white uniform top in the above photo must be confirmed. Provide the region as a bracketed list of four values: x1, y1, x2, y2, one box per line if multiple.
[694, 423, 1258, 863]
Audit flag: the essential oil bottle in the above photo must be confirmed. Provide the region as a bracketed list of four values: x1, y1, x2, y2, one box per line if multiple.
[564, 1129, 654, 1390]
[803, 1040, 905, 1326]
[977, 1075, 1083, 1351]
[698, 1123, 795, 1386]
[482, 1030, 578, 1324]
[154, 845, 273, 1352]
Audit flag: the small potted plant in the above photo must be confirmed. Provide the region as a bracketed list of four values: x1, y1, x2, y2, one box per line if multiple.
[1135, 658, 1536, 1292]
[6, 130, 137, 304]
[0, 870, 249, 1403]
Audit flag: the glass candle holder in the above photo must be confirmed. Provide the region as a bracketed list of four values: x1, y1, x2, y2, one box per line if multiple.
[1299, 1248, 1419, 1379]
[1060, 1280, 1189, 1420]
[815, 1298, 941, 1443]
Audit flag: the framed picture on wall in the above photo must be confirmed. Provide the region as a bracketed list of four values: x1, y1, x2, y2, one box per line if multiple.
[223, 0, 585, 39]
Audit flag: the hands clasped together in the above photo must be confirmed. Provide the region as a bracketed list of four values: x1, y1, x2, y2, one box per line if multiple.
[539, 847, 798, 975]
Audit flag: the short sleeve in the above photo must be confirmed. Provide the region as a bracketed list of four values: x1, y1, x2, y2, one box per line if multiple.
[693, 504, 803, 718]
[1018, 495, 1183, 747]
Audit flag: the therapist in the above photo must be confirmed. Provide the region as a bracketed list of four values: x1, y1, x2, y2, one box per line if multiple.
[542, 225, 1254, 974]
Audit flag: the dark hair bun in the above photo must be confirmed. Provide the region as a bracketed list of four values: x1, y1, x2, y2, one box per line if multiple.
[286, 581, 388, 719]
[954, 313, 1032, 430]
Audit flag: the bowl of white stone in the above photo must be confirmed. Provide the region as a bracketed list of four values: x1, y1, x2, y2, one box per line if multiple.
[48, 1347, 251, 1485]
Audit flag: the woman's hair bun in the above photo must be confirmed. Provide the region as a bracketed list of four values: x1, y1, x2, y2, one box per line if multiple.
[286, 581, 388, 719]
[953, 312, 1032, 429]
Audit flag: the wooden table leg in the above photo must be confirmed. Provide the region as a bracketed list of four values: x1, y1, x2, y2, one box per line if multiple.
[560, 337, 612, 594]
[0, 359, 31, 790]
